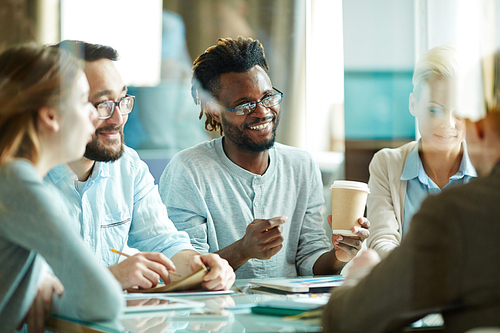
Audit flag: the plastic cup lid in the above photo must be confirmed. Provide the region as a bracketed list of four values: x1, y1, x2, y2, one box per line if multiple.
[330, 180, 370, 193]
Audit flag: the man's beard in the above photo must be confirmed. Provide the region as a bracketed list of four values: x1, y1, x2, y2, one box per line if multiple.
[221, 112, 280, 153]
[84, 125, 125, 162]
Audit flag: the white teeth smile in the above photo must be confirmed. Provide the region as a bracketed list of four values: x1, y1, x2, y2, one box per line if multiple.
[250, 123, 270, 130]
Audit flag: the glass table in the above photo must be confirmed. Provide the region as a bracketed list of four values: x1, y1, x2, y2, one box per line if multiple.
[47, 279, 324, 333]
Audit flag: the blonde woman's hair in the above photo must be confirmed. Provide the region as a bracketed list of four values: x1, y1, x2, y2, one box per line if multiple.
[412, 45, 459, 100]
[0, 43, 82, 165]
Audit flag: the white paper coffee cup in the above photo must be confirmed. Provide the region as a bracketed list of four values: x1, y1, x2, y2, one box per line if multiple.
[330, 180, 370, 237]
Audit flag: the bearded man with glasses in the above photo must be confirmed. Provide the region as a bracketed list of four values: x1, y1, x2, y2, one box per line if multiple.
[45, 40, 235, 292]
[159, 37, 370, 279]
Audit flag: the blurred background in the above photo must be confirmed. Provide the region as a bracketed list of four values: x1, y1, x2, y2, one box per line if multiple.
[1, 0, 498, 224]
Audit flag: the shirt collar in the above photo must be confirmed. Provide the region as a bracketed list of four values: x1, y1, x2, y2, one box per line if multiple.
[401, 142, 421, 181]
[401, 140, 478, 182]
[215, 137, 276, 184]
[47, 160, 110, 183]
[89, 161, 110, 180]
[451, 141, 477, 179]
[47, 163, 75, 183]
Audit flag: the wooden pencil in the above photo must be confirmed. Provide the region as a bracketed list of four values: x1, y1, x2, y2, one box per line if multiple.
[110, 248, 179, 276]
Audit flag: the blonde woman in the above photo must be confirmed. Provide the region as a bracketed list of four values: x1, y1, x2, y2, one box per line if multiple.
[0, 44, 122, 332]
[367, 45, 477, 258]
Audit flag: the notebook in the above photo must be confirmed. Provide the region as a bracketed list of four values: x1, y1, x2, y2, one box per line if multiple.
[124, 295, 205, 313]
[127, 265, 208, 293]
[249, 276, 345, 292]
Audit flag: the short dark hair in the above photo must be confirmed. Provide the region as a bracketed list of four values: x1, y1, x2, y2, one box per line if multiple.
[52, 40, 119, 62]
[191, 37, 269, 134]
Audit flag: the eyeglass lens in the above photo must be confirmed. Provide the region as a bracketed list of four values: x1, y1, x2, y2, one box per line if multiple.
[96, 96, 135, 119]
[236, 93, 282, 115]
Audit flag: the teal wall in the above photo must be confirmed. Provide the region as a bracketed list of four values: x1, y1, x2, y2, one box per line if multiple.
[344, 71, 415, 140]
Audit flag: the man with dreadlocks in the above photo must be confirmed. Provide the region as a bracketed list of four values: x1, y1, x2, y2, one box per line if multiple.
[159, 37, 370, 278]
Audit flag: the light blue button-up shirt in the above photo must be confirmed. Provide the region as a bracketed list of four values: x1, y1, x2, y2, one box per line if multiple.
[401, 141, 477, 236]
[46, 146, 194, 267]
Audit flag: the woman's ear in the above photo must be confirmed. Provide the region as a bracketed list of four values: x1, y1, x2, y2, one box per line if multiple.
[204, 102, 221, 123]
[38, 107, 60, 132]
[409, 92, 417, 117]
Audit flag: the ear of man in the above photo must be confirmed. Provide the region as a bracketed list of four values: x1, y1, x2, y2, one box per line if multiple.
[37, 107, 60, 132]
[472, 112, 500, 141]
[467, 112, 500, 176]
[472, 117, 486, 141]
[486, 111, 500, 138]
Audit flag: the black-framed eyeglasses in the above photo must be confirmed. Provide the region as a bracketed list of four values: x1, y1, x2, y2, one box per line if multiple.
[212, 87, 283, 116]
[93, 95, 135, 120]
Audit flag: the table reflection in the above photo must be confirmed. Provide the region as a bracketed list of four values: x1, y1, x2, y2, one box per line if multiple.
[118, 280, 322, 332]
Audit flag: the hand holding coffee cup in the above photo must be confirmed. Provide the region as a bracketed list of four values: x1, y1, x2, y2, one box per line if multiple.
[330, 181, 370, 237]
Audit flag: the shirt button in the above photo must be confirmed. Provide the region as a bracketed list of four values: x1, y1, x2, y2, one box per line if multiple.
[254, 178, 259, 185]
[254, 202, 259, 207]
[86, 236, 91, 242]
